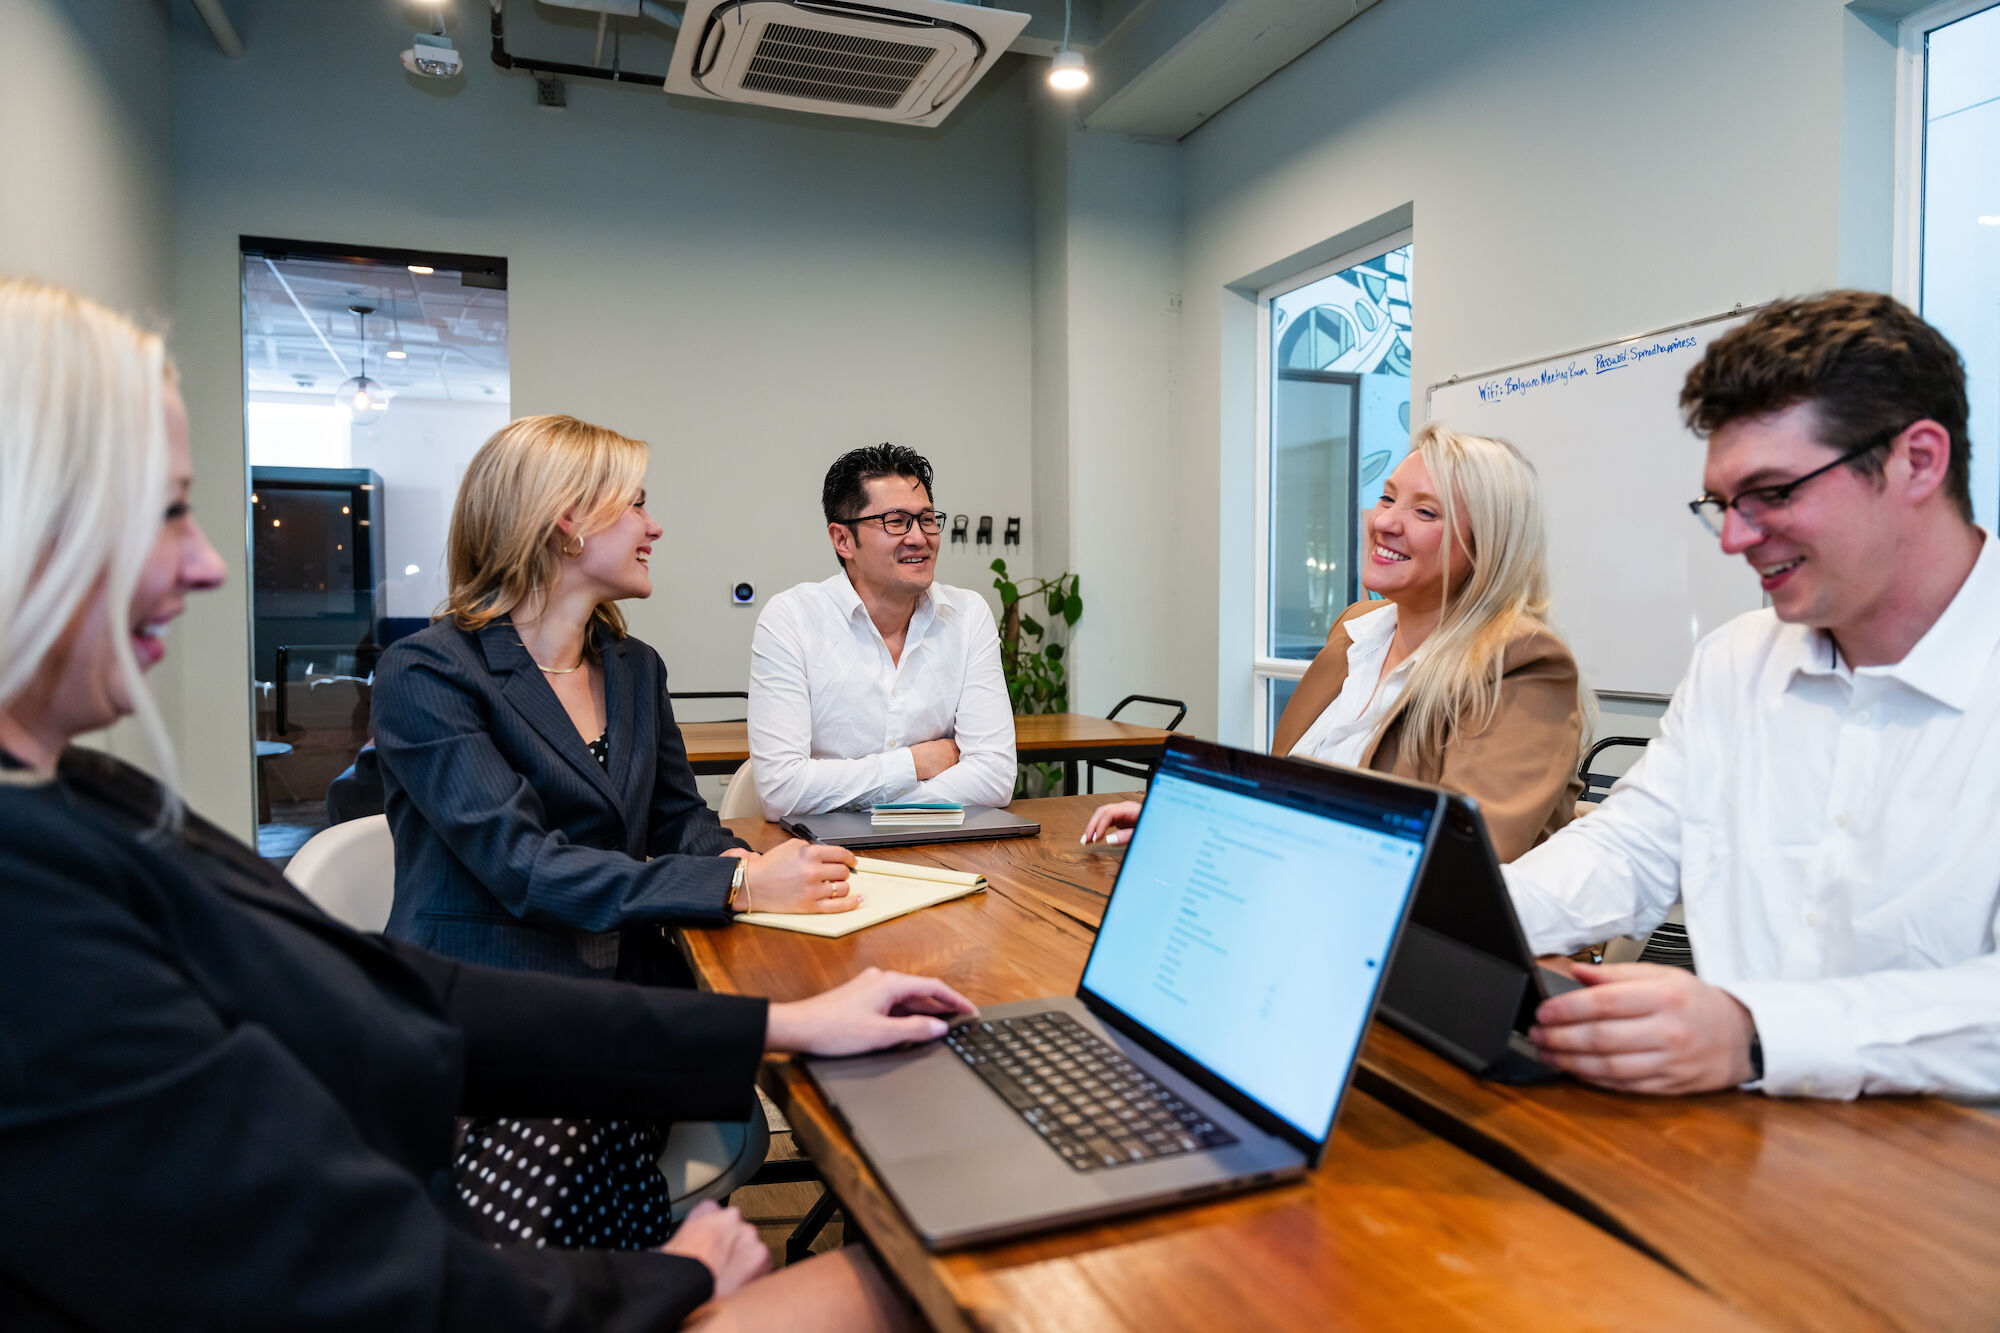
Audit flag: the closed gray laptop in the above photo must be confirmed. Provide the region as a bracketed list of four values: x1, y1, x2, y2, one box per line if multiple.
[778, 805, 1039, 849]
[805, 737, 1445, 1248]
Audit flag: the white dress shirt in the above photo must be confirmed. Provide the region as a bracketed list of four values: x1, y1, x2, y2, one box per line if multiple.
[1288, 602, 1413, 767]
[1505, 532, 2000, 1099]
[748, 573, 1017, 818]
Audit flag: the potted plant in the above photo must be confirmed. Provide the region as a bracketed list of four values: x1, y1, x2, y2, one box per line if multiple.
[990, 557, 1081, 797]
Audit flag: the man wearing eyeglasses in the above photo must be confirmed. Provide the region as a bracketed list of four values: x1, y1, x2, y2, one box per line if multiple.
[747, 443, 1016, 818]
[1506, 290, 2000, 1099]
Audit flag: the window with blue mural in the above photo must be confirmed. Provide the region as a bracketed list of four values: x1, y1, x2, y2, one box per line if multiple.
[1262, 242, 1414, 702]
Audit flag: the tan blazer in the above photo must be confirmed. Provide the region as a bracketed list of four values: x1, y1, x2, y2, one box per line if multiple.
[1270, 601, 1585, 862]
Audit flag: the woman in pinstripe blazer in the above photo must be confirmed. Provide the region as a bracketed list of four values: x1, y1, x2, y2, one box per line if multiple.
[374, 414, 863, 1249]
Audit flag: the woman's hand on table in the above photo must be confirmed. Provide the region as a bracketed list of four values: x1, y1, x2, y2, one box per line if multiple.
[739, 838, 860, 914]
[1081, 800, 1144, 846]
[659, 1200, 769, 1299]
[766, 967, 978, 1056]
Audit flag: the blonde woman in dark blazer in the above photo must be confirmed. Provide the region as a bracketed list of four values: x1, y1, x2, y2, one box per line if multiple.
[1087, 424, 1587, 863]
[0, 278, 949, 1331]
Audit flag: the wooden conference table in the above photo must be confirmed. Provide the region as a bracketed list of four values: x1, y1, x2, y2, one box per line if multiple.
[679, 712, 1175, 792]
[680, 795, 2000, 1330]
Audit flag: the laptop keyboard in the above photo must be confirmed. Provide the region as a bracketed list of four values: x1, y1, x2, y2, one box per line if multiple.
[944, 1011, 1238, 1172]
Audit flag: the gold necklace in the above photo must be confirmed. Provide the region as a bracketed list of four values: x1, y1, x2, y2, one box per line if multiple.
[536, 659, 585, 675]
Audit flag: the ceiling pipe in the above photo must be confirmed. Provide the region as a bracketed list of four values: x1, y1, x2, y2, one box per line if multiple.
[488, 0, 676, 86]
[188, 0, 245, 57]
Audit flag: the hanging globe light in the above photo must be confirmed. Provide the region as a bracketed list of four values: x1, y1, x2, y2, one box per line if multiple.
[335, 304, 390, 426]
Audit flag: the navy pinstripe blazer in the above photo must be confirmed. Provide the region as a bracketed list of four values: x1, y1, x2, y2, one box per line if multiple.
[374, 617, 748, 980]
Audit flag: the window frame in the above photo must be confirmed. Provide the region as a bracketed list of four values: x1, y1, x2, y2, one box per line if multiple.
[1892, 0, 2000, 301]
[1250, 227, 1413, 747]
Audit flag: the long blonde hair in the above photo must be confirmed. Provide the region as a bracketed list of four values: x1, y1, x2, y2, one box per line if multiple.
[443, 413, 648, 644]
[1375, 423, 1589, 773]
[0, 277, 177, 796]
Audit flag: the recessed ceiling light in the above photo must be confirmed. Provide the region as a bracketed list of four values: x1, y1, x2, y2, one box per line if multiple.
[408, 264, 435, 274]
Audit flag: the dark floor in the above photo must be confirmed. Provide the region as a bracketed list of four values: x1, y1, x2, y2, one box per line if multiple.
[258, 798, 327, 869]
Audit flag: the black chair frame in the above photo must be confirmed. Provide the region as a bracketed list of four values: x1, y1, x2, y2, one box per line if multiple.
[669, 689, 749, 724]
[1577, 735, 1651, 804]
[1085, 694, 1188, 795]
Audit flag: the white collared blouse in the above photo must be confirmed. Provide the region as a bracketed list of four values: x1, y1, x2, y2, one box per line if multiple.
[1287, 601, 1412, 768]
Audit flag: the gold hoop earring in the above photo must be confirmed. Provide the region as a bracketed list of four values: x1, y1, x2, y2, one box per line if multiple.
[563, 534, 584, 557]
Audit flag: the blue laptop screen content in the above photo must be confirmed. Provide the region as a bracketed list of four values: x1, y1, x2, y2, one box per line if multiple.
[1079, 769, 1425, 1141]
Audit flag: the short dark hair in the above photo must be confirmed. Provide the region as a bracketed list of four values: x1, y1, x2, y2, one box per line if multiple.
[1680, 290, 1972, 522]
[821, 443, 936, 557]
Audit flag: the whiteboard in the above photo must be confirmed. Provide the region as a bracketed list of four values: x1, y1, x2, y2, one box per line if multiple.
[1426, 311, 1763, 698]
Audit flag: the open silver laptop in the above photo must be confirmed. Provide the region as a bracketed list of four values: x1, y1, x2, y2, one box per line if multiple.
[804, 737, 1445, 1248]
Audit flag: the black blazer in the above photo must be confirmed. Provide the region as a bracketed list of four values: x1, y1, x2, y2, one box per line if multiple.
[374, 618, 748, 980]
[0, 750, 767, 1331]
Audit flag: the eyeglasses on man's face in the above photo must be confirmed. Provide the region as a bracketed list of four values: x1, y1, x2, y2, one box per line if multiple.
[1687, 436, 1892, 537]
[844, 508, 948, 537]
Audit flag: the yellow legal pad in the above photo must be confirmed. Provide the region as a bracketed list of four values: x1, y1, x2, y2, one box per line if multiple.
[734, 857, 987, 937]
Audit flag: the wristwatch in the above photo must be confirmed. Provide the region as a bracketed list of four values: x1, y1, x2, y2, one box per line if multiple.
[1747, 1032, 1765, 1082]
[728, 858, 748, 913]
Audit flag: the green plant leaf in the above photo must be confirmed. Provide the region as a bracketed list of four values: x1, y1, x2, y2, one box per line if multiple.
[1046, 589, 1065, 616]
[1021, 614, 1044, 638]
[990, 558, 1007, 574]
[999, 581, 1019, 604]
[1063, 595, 1082, 626]
[1046, 642, 1064, 661]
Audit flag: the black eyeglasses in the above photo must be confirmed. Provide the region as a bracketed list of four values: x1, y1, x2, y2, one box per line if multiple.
[842, 508, 947, 536]
[1687, 436, 1893, 537]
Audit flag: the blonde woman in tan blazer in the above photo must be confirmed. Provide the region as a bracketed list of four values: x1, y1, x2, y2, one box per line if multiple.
[1086, 424, 1587, 863]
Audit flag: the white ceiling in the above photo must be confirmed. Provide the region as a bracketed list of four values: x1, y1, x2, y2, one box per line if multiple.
[240, 255, 510, 404]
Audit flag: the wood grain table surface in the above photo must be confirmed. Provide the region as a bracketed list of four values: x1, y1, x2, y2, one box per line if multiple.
[679, 798, 1767, 1331]
[677, 714, 1176, 776]
[690, 795, 2000, 1332]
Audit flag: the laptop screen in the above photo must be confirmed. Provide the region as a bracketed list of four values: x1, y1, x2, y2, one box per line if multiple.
[1078, 747, 1434, 1145]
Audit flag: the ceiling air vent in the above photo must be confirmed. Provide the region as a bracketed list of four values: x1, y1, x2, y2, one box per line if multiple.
[665, 0, 1028, 128]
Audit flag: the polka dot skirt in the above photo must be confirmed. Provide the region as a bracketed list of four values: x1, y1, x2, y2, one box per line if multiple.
[453, 1116, 674, 1250]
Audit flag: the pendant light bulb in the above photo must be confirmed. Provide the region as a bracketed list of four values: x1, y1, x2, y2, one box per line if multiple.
[335, 304, 389, 427]
[1049, 0, 1087, 92]
[1049, 49, 1088, 92]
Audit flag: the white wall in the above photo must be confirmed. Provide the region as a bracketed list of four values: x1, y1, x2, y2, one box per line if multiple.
[349, 399, 512, 620]
[1061, 132, 1182, 724]
[1031, 117, 1183, 785]
[1154, 0, 1903, 746]
[167, 1, 1036, 836]
[0, 0, 178, 774]
[0, 0, 172, 315]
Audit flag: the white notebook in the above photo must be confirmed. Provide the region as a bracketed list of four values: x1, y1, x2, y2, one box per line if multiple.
[734, 857, 987, 937]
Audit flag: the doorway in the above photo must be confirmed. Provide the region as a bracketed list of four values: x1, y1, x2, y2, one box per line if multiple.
[239, 239, 509, 861]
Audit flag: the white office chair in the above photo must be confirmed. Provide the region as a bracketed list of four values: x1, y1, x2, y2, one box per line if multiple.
[717, 758, 761, 821]
[285, 812, 777, 1219]
[286, 814, 396, 931]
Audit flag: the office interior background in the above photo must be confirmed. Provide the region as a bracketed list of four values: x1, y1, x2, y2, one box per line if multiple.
[4, 0, 1995, 846]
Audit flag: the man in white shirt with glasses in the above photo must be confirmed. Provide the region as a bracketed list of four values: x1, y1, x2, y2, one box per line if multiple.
[748, 444, 1016, 819]
[1509, 291, 2000, 1099]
